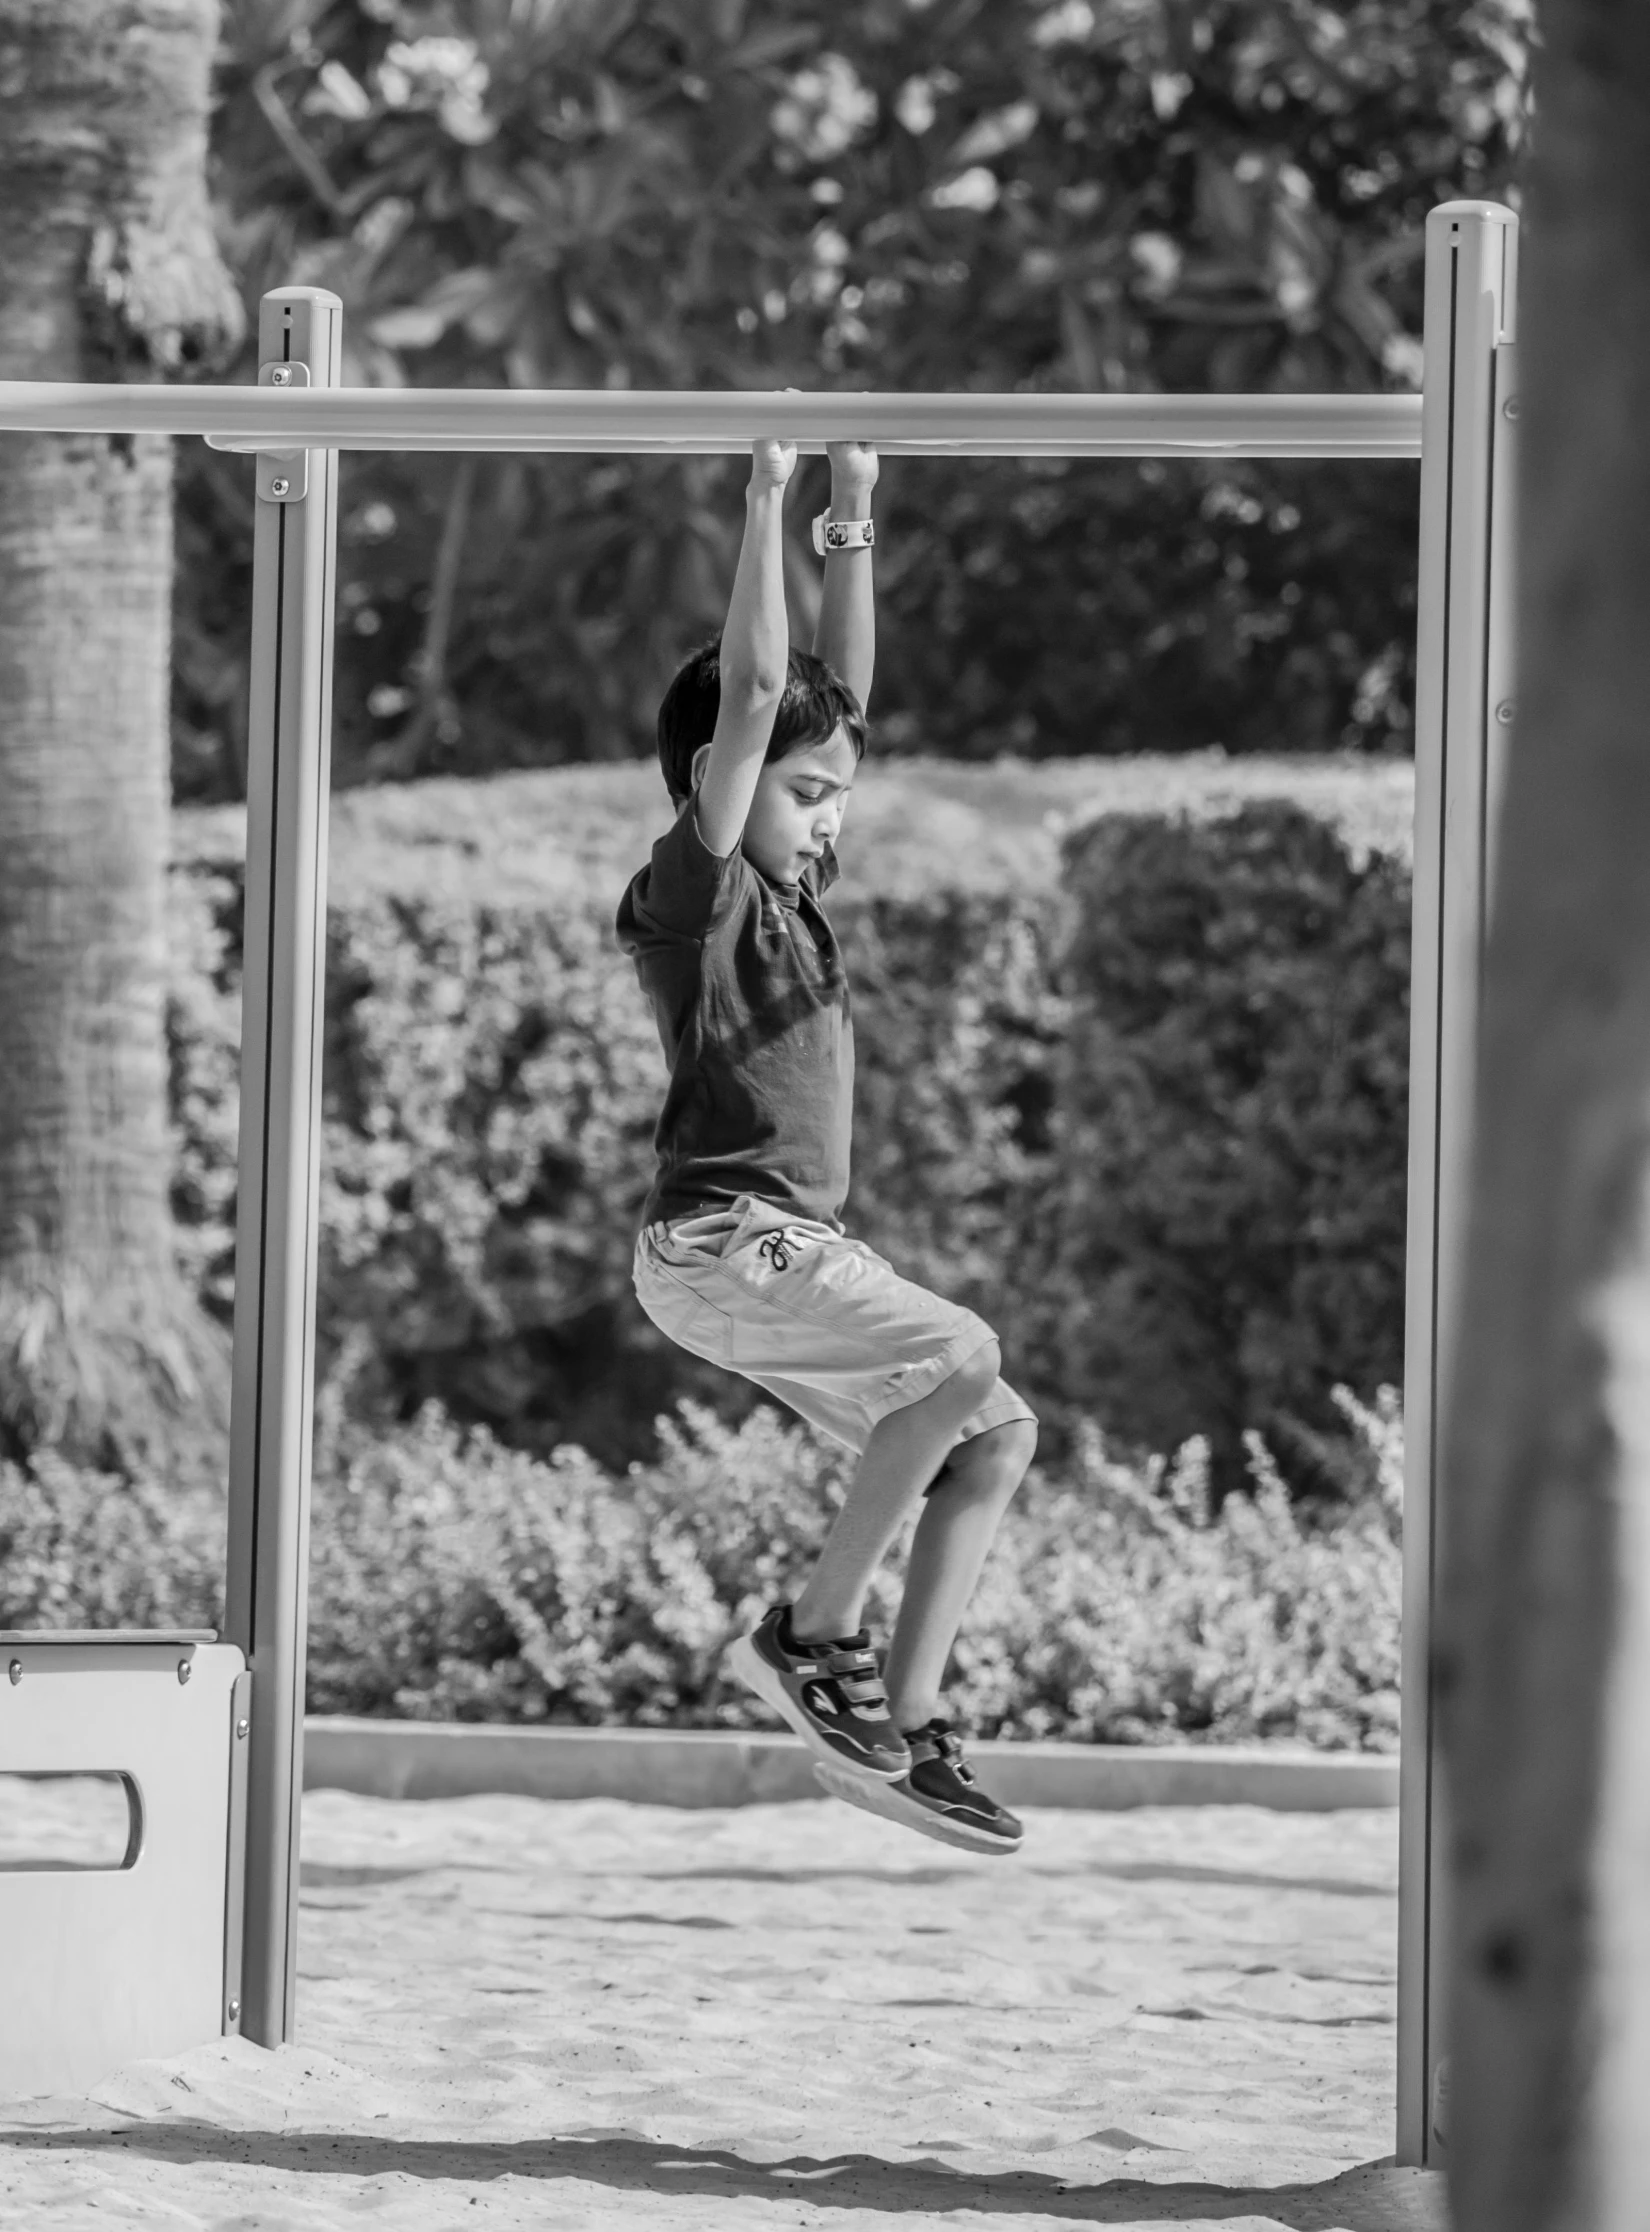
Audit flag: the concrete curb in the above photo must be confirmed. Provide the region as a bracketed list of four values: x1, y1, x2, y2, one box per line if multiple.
[303, 1719, 1397, 1813]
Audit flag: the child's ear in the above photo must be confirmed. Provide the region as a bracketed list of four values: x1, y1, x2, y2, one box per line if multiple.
[690, 742, 712, 790]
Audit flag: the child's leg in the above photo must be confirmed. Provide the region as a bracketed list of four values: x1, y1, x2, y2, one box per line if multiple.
[882, 1417, 1038, 1731]
[790, 1339, 1003, 1643]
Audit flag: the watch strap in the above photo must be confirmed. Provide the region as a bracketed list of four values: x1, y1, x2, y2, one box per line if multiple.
[812, 510, 875, 556]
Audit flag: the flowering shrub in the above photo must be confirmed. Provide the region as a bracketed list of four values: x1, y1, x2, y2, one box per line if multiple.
[301, 1391, 892, 1725]
[1, 1389, 1401, 1751]
[0, 1455, 223, 1634]
[945, 1389, 1403, 1752]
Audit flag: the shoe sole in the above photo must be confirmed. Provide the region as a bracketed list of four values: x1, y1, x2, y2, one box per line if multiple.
[725, 1633, 910, 1783]
[812, 1760, 1023, 1856]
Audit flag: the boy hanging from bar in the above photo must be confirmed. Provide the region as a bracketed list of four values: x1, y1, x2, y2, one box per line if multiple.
[617, 436, 1038, 1854]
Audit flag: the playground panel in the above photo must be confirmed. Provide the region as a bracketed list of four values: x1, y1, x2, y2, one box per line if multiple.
[0, 1636, 248, 2098]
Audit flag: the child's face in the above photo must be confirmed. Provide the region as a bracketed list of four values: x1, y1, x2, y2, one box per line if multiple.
[739, 727, 858, 886]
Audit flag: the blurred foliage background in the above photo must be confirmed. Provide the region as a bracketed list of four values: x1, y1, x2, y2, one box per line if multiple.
[174, 0, 1528, 798]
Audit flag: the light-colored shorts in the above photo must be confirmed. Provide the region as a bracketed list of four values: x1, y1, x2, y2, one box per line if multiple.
[632, 1194, 1036, 1458]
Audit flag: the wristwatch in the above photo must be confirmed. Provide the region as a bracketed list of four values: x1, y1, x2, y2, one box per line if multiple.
[811, 511, 875, 556]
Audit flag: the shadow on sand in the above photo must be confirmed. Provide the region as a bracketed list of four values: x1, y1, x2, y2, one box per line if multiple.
[1, 2123, 1441, 2227]
[646, 1862, 1395, 1900]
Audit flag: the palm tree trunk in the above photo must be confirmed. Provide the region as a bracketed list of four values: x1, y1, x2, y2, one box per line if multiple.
[1443, 3, 1650, 2225]
[0, 0, 241, 1472]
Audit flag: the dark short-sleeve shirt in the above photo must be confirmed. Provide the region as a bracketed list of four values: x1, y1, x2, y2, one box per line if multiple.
[615, 803, 854, 1228]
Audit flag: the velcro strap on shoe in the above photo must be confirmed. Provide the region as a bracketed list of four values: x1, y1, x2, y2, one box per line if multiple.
[819, 1644, 877, 1678]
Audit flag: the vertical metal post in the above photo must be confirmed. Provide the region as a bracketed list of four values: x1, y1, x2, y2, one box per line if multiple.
[222, 285, 342, 2048]
[1398, 201, 1519, 2168]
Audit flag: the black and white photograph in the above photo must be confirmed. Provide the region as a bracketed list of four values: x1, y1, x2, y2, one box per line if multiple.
[1, 3, 1637, 2227]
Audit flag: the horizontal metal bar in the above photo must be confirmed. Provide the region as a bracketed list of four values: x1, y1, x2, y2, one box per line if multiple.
[0, 1629, 218, 1646]
[0, 381, 1422, 459]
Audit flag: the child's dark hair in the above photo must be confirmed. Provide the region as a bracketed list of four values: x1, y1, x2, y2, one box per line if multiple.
[656, 638, 868, 805]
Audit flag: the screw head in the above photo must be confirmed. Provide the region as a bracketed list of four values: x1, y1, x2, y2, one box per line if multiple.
[1503, 396, 1520, 421]
[270, 476, 290, 496]
[228, 1999, 241, 2021]
[1495, 700, 1516, 726]
[7, 1659, 20, 1686]
[270, 366, 292, 386]
[177, 1657, 192, 1684]
[236, 1717, 250, 1739]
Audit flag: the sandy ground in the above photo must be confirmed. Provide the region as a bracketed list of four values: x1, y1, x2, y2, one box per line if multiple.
[0, 1792, 1443, 2232]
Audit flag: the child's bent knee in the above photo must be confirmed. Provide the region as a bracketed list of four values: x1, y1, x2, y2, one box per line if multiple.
[989, 1415, 1039, 1470]
[927, 1414, 1037, 1503]
[946, 1338, 1001, 1410]
[964, 1415, 1037, 1482]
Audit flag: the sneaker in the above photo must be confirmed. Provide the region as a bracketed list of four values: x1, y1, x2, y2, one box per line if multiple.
[813, 1719, 1024, 1855]
[726, 1604, 911, 1781]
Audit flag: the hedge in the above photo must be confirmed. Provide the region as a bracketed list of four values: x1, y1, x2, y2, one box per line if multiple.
[165, 787, 1412, 1488]
[1040, 804, 1412, 1493]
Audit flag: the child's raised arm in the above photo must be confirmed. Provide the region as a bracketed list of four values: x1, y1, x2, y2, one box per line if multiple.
[695, 437, 797, 858]
[812, 440, 877, 714]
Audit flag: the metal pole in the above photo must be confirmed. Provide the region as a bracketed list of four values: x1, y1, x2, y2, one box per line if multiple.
[1397, 199, 1519, 2168]
[0, 379, 1422, 460]
[223, 285, 342, 2048]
